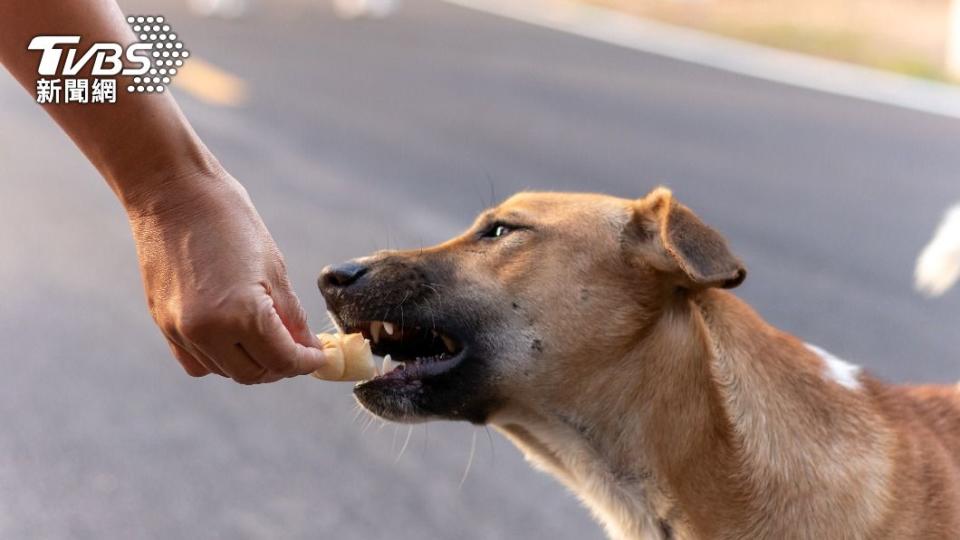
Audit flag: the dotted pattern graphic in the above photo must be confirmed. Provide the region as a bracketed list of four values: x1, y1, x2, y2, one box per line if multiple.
[124, 15, 189, 93]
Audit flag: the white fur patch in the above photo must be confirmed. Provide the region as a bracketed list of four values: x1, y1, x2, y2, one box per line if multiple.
[915, 203, 960, 297]
[805, 343, 862, 391]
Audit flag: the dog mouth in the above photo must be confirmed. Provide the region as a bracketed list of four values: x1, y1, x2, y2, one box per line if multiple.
[343, 320, 466, 385]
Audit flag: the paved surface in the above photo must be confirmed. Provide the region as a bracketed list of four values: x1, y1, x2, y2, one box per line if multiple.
[2, 0, 960, 538]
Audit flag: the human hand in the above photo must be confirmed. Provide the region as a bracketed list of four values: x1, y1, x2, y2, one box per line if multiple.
[0, 0, 327, 384]
[125, 167, 327, 383]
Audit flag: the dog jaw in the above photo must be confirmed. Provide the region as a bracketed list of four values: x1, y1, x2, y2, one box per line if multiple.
[320, 189, 960, 540]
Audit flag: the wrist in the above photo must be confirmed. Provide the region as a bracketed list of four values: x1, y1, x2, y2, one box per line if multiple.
[97, 103, 225, 216]
[119, 156, 233, 221]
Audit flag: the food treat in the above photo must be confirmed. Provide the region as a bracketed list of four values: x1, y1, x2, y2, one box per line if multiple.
[311, 332, 376, 381]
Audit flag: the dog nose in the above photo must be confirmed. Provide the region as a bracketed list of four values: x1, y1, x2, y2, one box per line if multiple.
[318, 260, 369, 293]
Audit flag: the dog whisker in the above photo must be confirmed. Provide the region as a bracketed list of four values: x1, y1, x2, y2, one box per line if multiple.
[394, 425, 414, 463]
[484, 426, 496, 464]
[395, 290, 412, 332]
[459, 429, 478, 490]
[486, 171, 496, 209]
[361, 413, 379, 434]
[316, 323, 337, 334]
[321, 188, 960, 539]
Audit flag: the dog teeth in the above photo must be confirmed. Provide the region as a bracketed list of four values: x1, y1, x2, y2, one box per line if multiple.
[370, 321, 382, 343]
[441, 335, 457, 353]
[381, 354, 403, 374]
[383, 322, 395, 336]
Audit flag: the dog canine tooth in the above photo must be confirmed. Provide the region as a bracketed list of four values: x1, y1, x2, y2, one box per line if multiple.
[335, 189, 960, 540]
[370, 321, 382, 343]
[383, 321, 395, 336]
[381, 354, 402, 374]
[441, 335, 456, 353]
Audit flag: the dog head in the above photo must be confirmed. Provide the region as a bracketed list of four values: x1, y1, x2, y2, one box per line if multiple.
[318, 188, 745, 424]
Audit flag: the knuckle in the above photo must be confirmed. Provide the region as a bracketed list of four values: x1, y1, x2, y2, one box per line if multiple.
[255, 297, 278, 325]
[257, 279, 274, 296]
[247, 297, 283, 337]
[288, 301, 308, 326]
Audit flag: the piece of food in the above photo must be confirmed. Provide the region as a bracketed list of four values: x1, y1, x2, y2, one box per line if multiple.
[311, 332, 376, 381]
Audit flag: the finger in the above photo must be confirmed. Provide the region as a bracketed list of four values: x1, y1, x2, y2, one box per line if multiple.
[166, 331, 227, 377]
[242, 296, 328, 377]
[271, 278, 322, 349]
[199, 341, 277, 385]
[236, 344, 285, 383]
[166, 339, 212, 377]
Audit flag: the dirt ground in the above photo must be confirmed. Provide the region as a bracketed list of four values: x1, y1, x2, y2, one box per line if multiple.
[584, 0, 953, 80]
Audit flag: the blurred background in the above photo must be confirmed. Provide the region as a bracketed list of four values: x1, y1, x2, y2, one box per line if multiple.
[590, 0, 960, 80]
[2, 0, 960, 538]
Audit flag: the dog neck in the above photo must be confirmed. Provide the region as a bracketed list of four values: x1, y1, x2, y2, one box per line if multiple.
[492, 289, 894, 540]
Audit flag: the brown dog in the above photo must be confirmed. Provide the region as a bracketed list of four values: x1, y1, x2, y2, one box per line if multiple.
[318, 188, 960, 539]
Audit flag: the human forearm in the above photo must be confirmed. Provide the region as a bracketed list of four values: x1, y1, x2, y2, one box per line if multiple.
[0, 0, 220, 211]
[0, 0, 329, 383]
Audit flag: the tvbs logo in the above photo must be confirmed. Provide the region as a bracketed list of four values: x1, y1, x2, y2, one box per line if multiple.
[29, 36, 152, 77]
[28, 15, 189, 104]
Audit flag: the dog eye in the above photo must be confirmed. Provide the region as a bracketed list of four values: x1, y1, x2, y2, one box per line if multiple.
[482, 223, 513, 239]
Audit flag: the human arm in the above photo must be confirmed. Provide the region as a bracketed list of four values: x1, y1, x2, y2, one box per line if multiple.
[0, 0, 328, 383]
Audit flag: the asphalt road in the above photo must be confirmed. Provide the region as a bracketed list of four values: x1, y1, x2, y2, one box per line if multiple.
[2, 1, 960, 538]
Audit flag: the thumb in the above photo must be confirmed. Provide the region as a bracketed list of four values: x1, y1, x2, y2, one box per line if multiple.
[271, 276, 322, 350]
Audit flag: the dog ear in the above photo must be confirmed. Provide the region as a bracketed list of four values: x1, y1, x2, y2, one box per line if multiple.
[632, 187, 746, 289]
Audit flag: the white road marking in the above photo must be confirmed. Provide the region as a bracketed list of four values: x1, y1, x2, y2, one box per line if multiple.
[806, 343, 862, 391]
[440, 0, 960, 120]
